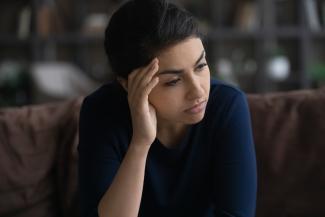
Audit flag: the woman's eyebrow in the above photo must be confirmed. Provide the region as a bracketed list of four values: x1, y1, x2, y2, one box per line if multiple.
[158, 50, 206, 75]
[194, 50, 206, 66]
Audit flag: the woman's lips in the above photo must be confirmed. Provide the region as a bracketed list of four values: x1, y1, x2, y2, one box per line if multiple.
[184, 100, 207, 114]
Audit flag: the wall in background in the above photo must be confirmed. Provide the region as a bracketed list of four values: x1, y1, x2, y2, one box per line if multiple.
[1, 0, 325, 107]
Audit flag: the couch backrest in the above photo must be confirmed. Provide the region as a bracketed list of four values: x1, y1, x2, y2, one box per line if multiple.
[0, 87, 324, 217]
[248, 87, 325, 217]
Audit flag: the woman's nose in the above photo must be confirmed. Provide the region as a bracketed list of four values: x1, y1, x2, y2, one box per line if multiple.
[186, 78, 205, 100]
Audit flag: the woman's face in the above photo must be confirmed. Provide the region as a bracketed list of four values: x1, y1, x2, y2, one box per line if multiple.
[149, 37, 211, 126]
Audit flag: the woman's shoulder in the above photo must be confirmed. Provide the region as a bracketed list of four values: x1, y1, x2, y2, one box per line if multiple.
[209, 78, 246, 106]
[85, 79, 126, 103]
[202, 79, 249, 131]
[80, 80, 129, 121]
[86, 79, 127, 105]
[210, 79, 245, 98]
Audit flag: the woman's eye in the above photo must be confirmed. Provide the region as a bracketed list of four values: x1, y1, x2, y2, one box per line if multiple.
[196, 63, 207, 71]
[165, 78, 181, 86]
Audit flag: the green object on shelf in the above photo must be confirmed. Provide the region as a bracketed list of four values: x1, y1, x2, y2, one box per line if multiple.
[310, 63, 325, 81]
[0, 61, 31, 107]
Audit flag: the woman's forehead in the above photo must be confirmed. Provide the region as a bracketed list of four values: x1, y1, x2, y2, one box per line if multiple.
[157, 38, 205, 69]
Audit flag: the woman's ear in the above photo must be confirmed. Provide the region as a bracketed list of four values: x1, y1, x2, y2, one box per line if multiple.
[117, 77, 128, 92]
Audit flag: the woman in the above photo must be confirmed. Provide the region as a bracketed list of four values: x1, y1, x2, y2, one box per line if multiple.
[78, 0, 257, 216]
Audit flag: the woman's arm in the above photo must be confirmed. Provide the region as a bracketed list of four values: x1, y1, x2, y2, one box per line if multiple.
[214, 91, 257, 217]
[98, 141, 150, 217]
[97, 58, 160, 217]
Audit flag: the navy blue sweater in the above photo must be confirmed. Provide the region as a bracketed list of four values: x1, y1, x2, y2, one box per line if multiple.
[78, 79, 257, 217]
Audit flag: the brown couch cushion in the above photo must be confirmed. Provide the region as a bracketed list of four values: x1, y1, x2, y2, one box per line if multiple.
[55, 97, 83, 217]
[0, 99, 81, 217]
[248, 87, 325, 217]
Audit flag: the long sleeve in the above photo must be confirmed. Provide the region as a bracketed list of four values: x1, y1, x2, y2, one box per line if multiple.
[213, 91, 257, 217]
[78, 96, 122, 217]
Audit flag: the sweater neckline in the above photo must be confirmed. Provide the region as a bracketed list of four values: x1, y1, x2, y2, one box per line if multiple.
[153, 124, 194, 153]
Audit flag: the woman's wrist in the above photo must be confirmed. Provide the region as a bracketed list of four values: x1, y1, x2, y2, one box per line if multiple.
[129, 139, 152, 155]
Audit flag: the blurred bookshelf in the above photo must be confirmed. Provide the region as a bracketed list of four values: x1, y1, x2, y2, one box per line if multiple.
[0, 0, 117, 106]
[182, 0, 325, 93]
[1, 0, 325, 107]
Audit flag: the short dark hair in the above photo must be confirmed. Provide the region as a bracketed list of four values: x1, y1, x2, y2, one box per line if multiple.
[104, 0, 202, 79]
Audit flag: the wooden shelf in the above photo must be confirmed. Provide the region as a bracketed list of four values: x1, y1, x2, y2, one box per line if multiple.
[311, 31, 325, 38]
[206, 29, 259, 40]
[0, 35, 32, 45]
[206, 27, 304, 40]
[39, 34, 104, 44]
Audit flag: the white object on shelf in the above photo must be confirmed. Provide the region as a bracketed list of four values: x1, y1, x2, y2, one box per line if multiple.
[266, 56, 290, 81]
[31, 62, 97, 101]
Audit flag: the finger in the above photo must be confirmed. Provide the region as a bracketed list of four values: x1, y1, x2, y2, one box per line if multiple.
[143, 76, 159, 96]
[127, 67, 141, 92]
[129, 58, 158, 92]
[133, 59, 159, 93]
[128, 59, 156, 84]
[132, 66, 159, 103]
[127, 58, 159, 103]
[141, 59, 159, 85]
[130, 60, 157, 94]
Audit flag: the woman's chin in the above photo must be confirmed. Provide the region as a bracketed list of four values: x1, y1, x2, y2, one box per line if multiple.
[183, 112, 206, 124]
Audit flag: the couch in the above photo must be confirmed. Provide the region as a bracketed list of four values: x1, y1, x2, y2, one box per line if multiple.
[0, 86, 325, 217]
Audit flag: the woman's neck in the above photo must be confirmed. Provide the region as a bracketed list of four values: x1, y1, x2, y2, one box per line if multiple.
[156, 121, 189, 148]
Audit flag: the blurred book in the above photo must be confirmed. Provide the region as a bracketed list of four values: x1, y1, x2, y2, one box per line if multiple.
[37, 1, 63, 38]
[321, 1, 325, 28]
[17, 6, 31, 39]
[305, 0, 321, 30]
[36, 0, 76, 38]
[275, 0, 297, 27]
[234, 1, 258, 31]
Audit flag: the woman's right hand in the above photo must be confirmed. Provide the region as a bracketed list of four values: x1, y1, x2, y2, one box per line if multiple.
[126, 58, 160, 147]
